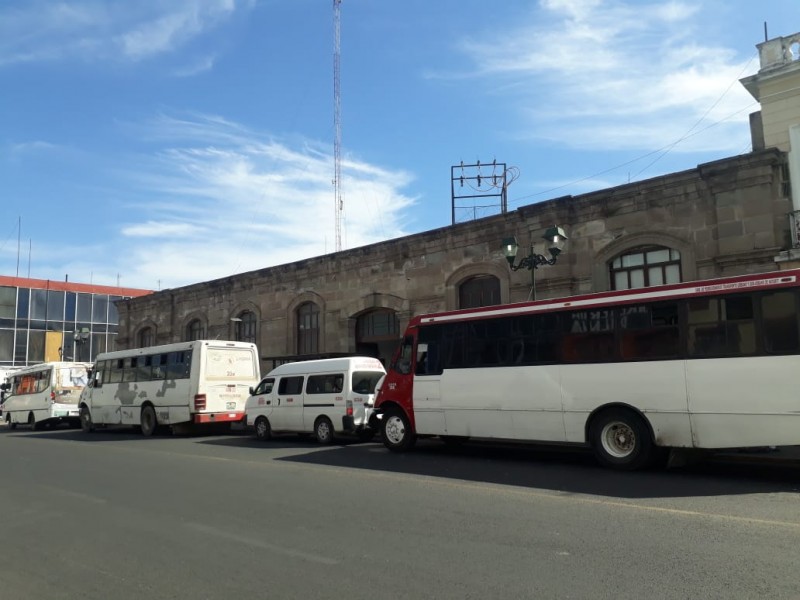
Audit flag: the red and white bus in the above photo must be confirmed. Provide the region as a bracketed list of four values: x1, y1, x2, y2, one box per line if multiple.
[371, 269, 800, 470]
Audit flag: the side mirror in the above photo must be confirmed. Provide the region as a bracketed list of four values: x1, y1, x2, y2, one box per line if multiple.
[0, 383, 9, 392]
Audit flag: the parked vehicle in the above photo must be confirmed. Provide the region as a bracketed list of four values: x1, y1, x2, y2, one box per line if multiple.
[2, 362, 91, 429]
[245, 356, 386, 444]
[79, 340, 260, 436]
[371, 268, 800, 470]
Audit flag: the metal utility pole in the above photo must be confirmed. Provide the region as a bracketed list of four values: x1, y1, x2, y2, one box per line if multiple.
[333, 0, 343, 252]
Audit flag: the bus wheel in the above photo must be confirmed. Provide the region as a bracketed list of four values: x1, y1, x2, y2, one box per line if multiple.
[590, 409, 652, 471]
[381, 408, 416, 452]
[80, 406, 94, 433]
[254, 417, 271, 442]
[140, 405, 158, 437]
[5, 414, 15, 430]
[314, 417, 335, 445]
[28, 412, 39, 431]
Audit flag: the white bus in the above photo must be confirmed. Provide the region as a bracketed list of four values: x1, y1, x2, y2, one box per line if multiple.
[79, 340, 261, 436]
[372, 269, 800, 470]
[2, 362, 91, 430]
[245, 357, 386, 444]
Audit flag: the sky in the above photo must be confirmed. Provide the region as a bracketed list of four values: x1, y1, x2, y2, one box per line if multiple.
[1, 0, 797, 291]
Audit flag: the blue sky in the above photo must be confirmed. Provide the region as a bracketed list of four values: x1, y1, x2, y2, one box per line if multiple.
[1, 0, 796, 290]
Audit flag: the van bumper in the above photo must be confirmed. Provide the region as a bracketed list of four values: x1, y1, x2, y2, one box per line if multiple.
[193, 411, 245, 424]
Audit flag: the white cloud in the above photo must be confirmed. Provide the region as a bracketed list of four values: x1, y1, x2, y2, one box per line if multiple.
[451, 0, 757, 158]
[0, 0, 246, 66]
[105, 113, 416, 288]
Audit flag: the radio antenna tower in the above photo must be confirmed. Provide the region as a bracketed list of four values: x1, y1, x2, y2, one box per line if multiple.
[333, 0, 343, 252]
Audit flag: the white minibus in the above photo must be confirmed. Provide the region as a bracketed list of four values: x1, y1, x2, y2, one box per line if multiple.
[79, 340, 261, 436]
[245, 356, 386, 444]
[2, 362, 91, 430]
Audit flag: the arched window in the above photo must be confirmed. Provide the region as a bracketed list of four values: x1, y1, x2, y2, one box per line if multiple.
[459, 275, 501, 309]
[235, 311, 257, 343]
[186, 319, 205, 341]
[610, 246, 681, 290]
[297, 302, 320, 355]
[138, 327, 155, 348]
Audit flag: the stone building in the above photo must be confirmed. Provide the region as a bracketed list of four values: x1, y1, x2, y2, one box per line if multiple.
[117, 31, 800, 373]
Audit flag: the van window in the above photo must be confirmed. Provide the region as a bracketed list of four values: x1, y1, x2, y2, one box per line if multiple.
[278, 376, 304, 395]
[253, 378, 274, 395]
[307, 374, 344, 394]
[351, 372, 383, 394]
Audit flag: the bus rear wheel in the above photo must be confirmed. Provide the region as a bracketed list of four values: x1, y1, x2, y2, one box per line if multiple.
[28, 412, 39, 431]
[381, 408, 416, 452]
[80, 406, 94, 433]
[590, 409, 653, 471]
[140, 405, 158, 437]
[254, 416, 271, 442]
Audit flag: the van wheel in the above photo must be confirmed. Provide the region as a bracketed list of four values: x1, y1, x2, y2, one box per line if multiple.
[590, 408, 652, 471]
[140, 405, 158, 437]
[254, 417, 271, 442]
[381, 408, 416, 452]
[80, 406, 94, 433]
[6, 414, 15, 430]
[314, 417, 334, 445]
[28, 412, 39, 431]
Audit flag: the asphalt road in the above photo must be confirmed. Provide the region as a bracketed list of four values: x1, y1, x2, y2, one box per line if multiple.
[0, 425, 799, 600]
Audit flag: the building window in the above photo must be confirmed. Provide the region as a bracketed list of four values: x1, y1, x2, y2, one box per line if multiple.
[459, 275, 501, 309]
[610, 246, 681, 290]
[235, 311, 257, 343]
[138, 327, 155, 348]
[297, 302, 320, 355]
[186, 319, 205, 341]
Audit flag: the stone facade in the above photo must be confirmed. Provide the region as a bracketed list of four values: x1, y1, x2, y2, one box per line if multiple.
[117, 147, 791, 373]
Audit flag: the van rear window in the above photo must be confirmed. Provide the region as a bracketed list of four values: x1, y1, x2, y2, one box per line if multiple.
[351, 371, 383, 394]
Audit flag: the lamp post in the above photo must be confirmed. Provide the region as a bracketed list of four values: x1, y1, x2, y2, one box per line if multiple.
[73, 328, 90, 362]
[502, 226, 568, 301]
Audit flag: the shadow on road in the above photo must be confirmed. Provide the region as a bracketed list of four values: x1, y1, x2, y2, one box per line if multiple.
[202, 434, 800, 500]
[7, 424, 798, 499]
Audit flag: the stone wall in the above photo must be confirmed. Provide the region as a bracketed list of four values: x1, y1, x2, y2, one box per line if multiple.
[117, 148, 790, 371]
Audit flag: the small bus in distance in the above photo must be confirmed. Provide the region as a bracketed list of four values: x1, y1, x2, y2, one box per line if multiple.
[371, 269, 800, 470]
[2, 362, 91, 430]
[79, 340, 260, 436]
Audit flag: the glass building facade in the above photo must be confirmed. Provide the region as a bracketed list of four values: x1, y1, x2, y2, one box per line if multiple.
[0, 276, 151, 367]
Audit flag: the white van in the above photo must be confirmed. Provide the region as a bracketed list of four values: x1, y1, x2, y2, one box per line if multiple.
[245, 356, 386, 444]
[2, 362, 91, 430]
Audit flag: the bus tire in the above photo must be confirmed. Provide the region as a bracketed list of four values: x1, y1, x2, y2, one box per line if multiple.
[28, 412, 38, 431]
[590, 409, 652, 471]
[80, 406, 94, 433]
[5, 414, 15, 430]
[254, 416, 271, 442]
[381, 408, 416, 452]
[314, 417, 335, 445]
[140, 405, 158, 437]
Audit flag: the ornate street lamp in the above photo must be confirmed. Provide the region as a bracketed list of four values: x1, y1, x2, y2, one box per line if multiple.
[502, 226, 568, 300]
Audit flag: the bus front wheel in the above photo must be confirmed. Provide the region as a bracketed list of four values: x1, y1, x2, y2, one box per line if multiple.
[5, 414, 15, 430]
[590, 409, 653, 471]
[381, 408, 416, 452]
[140, 405, 158, 437]
[80, 406, 94, 433]
[28, 412, 39, 431]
